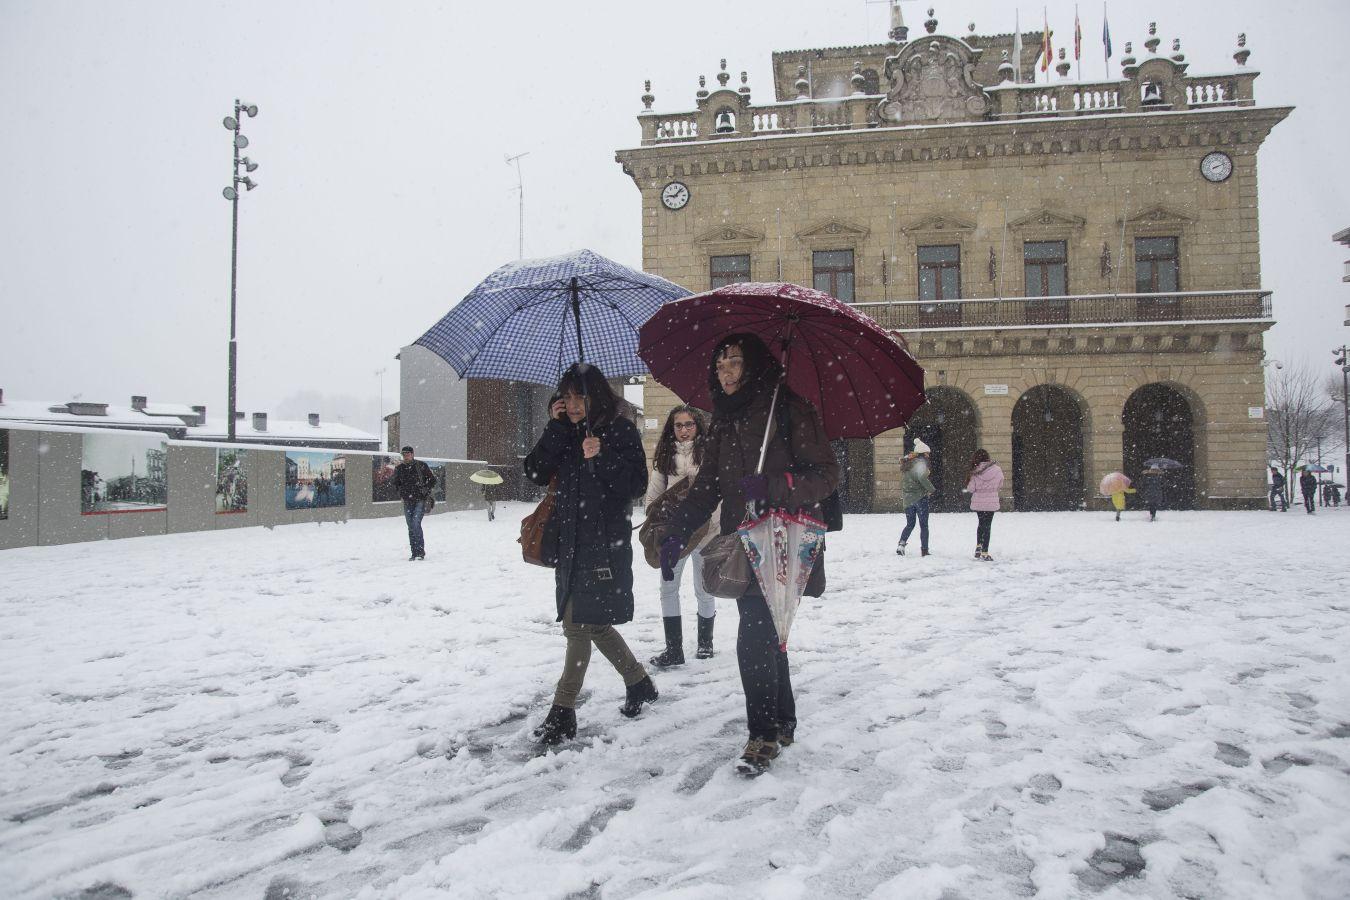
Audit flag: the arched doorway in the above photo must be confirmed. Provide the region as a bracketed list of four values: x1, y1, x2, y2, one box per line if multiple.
[1122, 383, 1196, 509]
[1012, 385, 1086, 510]
[903, 387, 979, 511]
[832, 439, 875, 513]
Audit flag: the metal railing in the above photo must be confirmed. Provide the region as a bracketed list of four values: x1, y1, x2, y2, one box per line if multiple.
[853, 290, 1272, 331]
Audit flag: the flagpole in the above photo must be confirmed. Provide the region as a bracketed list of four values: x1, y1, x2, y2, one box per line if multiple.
[1075, 3, 1082, 81]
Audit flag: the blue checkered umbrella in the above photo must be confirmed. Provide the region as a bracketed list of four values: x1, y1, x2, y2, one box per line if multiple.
[413, 249, 690, 386]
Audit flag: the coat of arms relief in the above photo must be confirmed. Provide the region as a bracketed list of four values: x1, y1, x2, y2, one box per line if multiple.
[879, 37, 991, 124]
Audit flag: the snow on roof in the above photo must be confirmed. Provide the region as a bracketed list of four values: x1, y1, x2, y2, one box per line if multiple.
[187, 417, 379, 443]
[0, 398, 379, 443]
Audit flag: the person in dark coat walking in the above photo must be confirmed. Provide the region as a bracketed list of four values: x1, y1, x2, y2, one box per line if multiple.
[1269, 466, 1287, 512]
[394, 447, 437, 560]
[1299, 469, 1318, 514]
[1140, 467, 1165, 522]
[524, 364, 657, 744]
[660, 333, 840, 774]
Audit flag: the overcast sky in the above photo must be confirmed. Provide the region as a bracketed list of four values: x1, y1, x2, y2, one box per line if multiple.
[2, 0, 1347, 435]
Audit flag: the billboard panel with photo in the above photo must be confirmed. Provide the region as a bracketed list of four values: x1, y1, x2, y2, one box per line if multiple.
[372, 456, 447, 503]
[285, 451, 346, 510]
[81, 432, 169, 515]
[216, 448, 247, 514]
[0, 429, 9, 520]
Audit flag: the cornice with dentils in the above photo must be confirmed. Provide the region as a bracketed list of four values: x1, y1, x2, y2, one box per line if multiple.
[614, 106, 1291, 183]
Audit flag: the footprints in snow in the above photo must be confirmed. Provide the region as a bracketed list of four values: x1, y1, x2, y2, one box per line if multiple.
[1078, 833, 1147, 890]
[1026, 773, 1062, 804]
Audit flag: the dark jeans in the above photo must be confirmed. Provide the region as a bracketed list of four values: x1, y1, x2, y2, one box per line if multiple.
[1269, 487, 1286, 511]
[403, 499, 426, 555]
[975, 511, 995, 552]
[900, 497, 930, 551]
[1302, 491, 1316, 514]
[736, 591, 795, 742]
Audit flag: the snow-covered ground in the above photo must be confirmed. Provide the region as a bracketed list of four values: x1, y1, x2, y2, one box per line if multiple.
[2, 507, 1348, 899]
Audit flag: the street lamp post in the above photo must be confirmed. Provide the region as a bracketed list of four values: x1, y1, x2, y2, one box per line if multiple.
[222, 100, 260, 441]
[1336, 346, 1350, 492]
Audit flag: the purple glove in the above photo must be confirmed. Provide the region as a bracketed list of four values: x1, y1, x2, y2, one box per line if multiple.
[739, 473, 770, 504]
[659, 535, 684, 582]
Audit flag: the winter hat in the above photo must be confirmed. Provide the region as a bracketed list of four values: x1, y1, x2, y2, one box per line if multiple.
[907, 438, 931, 457]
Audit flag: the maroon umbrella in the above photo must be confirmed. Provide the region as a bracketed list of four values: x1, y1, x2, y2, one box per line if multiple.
[637, 282, 926, 439]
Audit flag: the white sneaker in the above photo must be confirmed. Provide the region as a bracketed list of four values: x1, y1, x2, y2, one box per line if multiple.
[896, 541, 907, 556]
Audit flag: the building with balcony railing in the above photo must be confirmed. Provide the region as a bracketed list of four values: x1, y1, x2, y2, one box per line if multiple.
[615, 5, 1289, 512]
[1335, 226, 1350, 326]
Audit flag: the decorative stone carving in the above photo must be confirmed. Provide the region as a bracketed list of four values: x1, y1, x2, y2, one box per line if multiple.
[879, 36, 990, 124]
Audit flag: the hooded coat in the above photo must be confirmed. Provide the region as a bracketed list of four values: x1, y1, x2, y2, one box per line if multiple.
[966, 461, 1005, 512]
[665, 379, 840, 598]
[899, 459, 935, 510]
[524, 414, 647, 625]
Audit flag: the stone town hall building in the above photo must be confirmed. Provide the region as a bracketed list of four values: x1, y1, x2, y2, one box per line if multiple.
[613, 7, 1288, 512]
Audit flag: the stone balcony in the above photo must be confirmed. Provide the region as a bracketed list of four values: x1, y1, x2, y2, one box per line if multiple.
[852, 289, 1272, 332]
[638, 69, 1259, 147]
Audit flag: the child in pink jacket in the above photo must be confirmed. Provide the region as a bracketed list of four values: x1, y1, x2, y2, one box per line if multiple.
[965, 449, 1004, 561]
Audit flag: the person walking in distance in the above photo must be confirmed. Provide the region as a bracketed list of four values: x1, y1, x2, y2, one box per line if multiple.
[1140, 467, 1164, 522]
[645, 405, 719, 667]
[525, 364, 658, 745]
[1269, 466, 1288, 512]
[659, 334, 840, 774]
[394, 446, 437, 560]
[965, 449, 1004, 561]
[896, 439, 936, 556]
[1299, 468, 1318, 515]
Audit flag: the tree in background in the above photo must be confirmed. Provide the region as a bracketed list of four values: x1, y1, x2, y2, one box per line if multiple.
[1266, 364, 1336, 501]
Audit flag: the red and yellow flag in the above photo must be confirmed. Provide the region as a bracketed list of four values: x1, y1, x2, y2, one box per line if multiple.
[1041, 9, 1053, 73]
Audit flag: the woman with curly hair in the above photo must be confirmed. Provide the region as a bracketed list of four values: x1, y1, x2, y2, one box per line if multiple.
[645, 405, 718, 666]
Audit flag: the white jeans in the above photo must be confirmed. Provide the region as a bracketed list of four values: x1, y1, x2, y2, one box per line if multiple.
[660, 546, 716, 619]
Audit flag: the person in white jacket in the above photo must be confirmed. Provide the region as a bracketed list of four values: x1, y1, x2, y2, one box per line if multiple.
[646, 405, 718, 666]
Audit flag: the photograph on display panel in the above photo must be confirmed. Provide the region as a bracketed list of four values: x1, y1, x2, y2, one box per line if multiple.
[81, 432, 169, 515]
[215, 448, 247, 514]
[0, 429, 9, 520]
[284, 451, 346, 510]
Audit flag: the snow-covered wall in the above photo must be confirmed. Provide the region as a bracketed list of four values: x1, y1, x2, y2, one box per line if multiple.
[0, 424, 487, 551]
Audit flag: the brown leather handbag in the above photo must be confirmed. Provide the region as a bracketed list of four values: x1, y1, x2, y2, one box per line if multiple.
[637, 477, 711, 569]
[519, 477, 559, 567]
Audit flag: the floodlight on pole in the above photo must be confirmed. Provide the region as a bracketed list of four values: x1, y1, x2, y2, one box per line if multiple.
[221, 98, 261, 442]
[505, 151, 529, 260]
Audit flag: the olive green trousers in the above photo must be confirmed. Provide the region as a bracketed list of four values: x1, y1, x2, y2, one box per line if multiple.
[554, 603, 647, 709]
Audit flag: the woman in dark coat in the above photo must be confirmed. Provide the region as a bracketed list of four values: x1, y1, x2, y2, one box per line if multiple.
[524, 364, 656, 744]
[660, 333, 840, 774]
[1140, 467, 1165, 521]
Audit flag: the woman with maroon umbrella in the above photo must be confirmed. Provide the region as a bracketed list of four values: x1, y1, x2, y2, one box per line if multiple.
[640, 282, 926, 774]
[658, 333, 838, 774]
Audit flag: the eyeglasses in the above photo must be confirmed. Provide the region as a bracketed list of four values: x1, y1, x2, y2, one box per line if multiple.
[673, 421, 697, 430]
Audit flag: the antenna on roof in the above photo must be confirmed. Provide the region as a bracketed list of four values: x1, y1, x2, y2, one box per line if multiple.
[504, 152, 530, 260]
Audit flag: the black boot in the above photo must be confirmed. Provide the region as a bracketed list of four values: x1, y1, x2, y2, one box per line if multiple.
[695, 614, 715, 659]
[649, 617, 685, 668]
[532, 704, 577, 745]
[619, 675, 658, 718]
